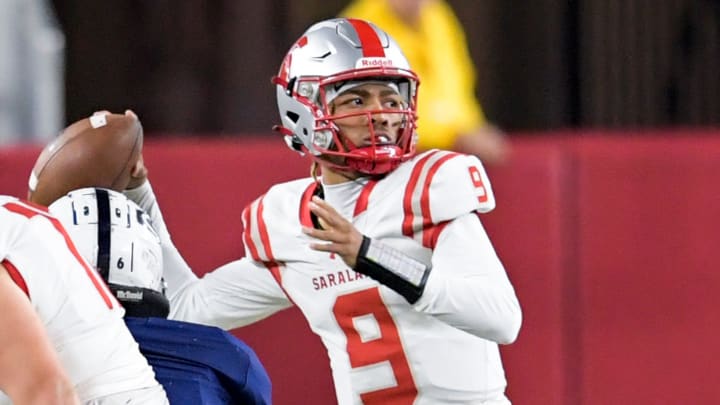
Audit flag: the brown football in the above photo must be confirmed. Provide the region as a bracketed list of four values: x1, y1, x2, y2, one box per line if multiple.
[28, 112, 143, 206]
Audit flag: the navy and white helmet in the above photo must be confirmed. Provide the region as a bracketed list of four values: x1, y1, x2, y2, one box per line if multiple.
[273, 18, 420, 175]
[49, 187, 169, 317]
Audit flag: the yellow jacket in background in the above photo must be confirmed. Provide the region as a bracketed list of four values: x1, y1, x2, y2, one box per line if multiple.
[340, 0, 487, 150]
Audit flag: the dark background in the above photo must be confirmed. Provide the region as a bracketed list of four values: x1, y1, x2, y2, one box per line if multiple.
[50, 0, 720, 135]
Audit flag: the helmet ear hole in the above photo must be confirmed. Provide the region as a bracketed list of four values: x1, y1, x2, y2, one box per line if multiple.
[284, 135, 305, 153]
[286, 111, 300, 123]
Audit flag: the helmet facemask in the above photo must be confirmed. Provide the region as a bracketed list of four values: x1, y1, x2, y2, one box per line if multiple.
[273, 18, 421, 176]
[310, 77, 417, 175]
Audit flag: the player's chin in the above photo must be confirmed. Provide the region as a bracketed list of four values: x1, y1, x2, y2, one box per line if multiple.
[321, 154, 349, 170]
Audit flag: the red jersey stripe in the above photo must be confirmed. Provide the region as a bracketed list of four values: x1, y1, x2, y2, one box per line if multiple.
[347, 19, 385, 57]
[3, 201, 116, 309]
[256, 197, 276, 262]
[299, 182, 318, 228]
[402, 151, 440, 237]
[242, 202, 262, 261]
[2, 259, 29, 297]
[265, 261, 283, 285]
[262, 261, 297, 305]
[426, 221, 450, 250]
[354, 179, 378, 217]
[420, 152, 460, 247]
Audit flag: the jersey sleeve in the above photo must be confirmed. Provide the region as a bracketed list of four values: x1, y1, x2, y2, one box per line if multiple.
[401, 151, 496, 247]
[124, 181, 199, 300]
[241, 178, 315, 263]
[427, 152, 495, 222]
[413, 212, 521, 344]
[169, 257, 292, 330]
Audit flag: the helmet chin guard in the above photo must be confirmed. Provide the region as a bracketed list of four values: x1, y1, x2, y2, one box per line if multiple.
[346, 145, 404, 174]
[273, 18, 420, 175]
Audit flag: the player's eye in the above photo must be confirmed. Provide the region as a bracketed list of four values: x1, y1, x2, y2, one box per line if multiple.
[384, 100, 400, 108]
[336, 96, 363, 108]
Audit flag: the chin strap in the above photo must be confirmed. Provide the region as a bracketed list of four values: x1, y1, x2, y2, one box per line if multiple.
[109, 283, 170, 318]
[354, 236, 431, 304]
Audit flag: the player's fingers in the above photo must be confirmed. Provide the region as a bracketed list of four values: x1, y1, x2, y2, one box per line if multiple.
[127, 156, 148, 190]
[302, 226, 349, 247]
[311, 208, 354, 234]
[309, 196, 346, 226]
[308, 198, 331, 217]
[302, 226, 332, 241]
[308, 241, 335, 252]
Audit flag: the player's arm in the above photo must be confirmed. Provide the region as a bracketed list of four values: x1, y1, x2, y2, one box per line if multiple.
[124, 162, 293, 330]
[123, 177, 199, 300]
[303, 196, 430, 304]
[169, 257, 292, 330]
[413, 212, 522, 344]
[0, 263, 79, 405]
[304, 196, 521, 344]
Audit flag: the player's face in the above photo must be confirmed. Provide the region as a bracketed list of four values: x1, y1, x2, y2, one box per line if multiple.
[330, 83, 406, 153]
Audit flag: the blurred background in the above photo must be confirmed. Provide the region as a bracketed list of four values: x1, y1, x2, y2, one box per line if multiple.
[2, 1, 719, 405]
[2, 0, 718, 143]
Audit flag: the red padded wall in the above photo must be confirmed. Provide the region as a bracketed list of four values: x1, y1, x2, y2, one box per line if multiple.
[483, 139, 571, 405]
[2, 132, 719, 404]
[574, 136, 720, 404]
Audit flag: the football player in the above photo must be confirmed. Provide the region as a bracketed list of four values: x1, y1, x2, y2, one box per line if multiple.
[0, 196, 168, 404]
[0, 264, 78, 404]
[126, 18, 522, 404]
[48, 188, 271, 405]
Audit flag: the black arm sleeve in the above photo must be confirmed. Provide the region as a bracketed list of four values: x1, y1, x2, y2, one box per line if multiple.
[354, 236, 431, 304]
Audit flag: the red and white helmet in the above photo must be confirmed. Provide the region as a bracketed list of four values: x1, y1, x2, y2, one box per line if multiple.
[273, 18, 420, 175]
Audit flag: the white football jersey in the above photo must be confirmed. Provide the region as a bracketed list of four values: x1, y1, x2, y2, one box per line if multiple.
[165, 150, 521, 404]
[0, 197, 164, 403]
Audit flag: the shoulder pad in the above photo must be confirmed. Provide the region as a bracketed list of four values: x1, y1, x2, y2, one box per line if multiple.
[241, 178, 315, 262]
[400, 150, 495, 237]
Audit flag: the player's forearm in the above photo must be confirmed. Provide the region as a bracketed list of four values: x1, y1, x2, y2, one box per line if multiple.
[123, 180, 171, 241]
[170, 259, 291, 330]
[412, 213, 522, 343]
[124, 181, 198, 299]
[168, 280, 252, 330]
[162, 241, 199, 300]
[416, 273, 521, 344]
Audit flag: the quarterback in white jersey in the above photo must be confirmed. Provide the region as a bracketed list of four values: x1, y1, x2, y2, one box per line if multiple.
[126, 18, 521, 405]
[0, 196, 168, 404]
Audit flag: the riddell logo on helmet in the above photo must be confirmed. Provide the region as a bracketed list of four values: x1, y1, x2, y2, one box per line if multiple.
[356, 58, 393, 68]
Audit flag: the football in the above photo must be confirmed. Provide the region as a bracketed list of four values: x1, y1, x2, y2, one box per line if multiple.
[27, 112, 143, 206]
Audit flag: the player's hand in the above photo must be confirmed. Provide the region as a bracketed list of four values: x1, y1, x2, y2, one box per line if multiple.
[123, 110, 148, 189]
[127, 154, 148, 189]
[91, 109, 148, 190]
[302, 196, 363, 268]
